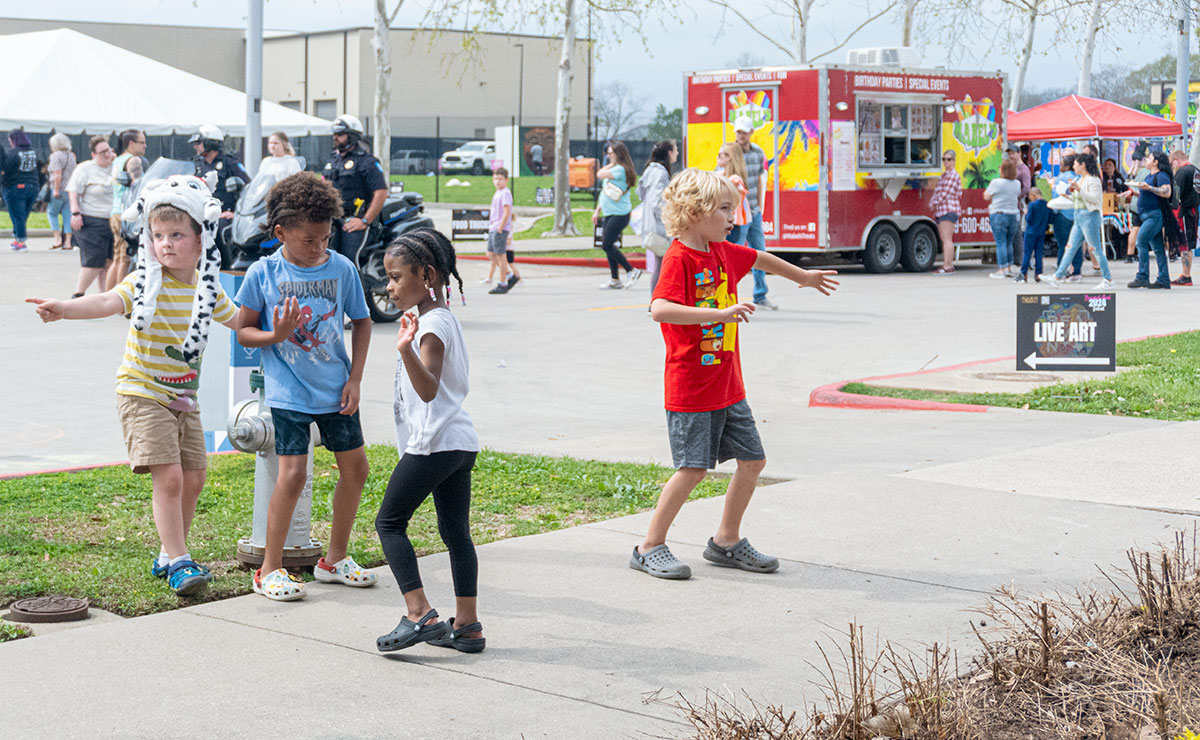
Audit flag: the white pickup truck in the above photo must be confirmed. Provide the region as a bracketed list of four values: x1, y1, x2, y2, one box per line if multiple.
[439, 141, 496, 175]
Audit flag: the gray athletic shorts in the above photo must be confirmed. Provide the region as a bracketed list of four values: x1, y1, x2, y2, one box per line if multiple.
[487, 231, 508, 255]
[666, 399, 765, 470]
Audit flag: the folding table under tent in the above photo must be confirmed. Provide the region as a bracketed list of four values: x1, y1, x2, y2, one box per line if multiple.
[0, 28, 331, 137]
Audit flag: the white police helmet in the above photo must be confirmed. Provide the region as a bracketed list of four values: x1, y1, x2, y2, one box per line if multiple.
[331, 115, 365, 136]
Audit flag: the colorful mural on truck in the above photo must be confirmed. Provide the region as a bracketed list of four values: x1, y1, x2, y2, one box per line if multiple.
[685, 88, 820, 193]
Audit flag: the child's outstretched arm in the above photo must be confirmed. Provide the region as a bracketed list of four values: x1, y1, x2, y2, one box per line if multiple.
[752, 252, 840, 296]
[396, 312, 445, 403]
[341, 316, 371, 415]
[235, 297, 302, 348]
[650, 298, 755, 326]
[26, 293, 124, 322]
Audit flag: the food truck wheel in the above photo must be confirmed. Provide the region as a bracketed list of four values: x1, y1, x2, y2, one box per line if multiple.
[863, 223, 901, 273]
[901, 223, 938, 272]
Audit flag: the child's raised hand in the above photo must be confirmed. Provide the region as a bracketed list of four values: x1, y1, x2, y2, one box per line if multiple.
[797, 269, 840, 296]
[26, 297, 65, 322]
[270, 297, 302, 342]
[396, 311, 419, 352]
[718, 301, 756, 324]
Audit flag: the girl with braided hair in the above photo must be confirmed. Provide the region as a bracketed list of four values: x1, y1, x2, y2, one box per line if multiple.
[374, 228, 485, 654]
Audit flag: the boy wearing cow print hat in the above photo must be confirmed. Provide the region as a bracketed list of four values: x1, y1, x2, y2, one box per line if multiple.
[27, 174, 242, 597]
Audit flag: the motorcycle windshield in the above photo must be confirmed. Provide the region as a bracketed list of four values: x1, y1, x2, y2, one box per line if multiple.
[122, 158, 194, 215]
[232, 171, 276, 244]
[237, 172, 278, 217]
[232, 209, 269, 244]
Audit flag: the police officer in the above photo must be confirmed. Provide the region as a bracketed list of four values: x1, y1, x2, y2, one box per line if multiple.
[190, 124, 248, 268]
[323, 114, 387, 263]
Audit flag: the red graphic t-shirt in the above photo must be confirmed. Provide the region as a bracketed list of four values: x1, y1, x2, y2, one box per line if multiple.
[651, 239, 760, 412]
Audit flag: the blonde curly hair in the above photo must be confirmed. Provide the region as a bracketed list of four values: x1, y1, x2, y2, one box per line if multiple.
[661, 168, 741, 237]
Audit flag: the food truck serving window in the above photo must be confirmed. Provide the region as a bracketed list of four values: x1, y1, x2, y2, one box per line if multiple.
[856, 101, 940, 169]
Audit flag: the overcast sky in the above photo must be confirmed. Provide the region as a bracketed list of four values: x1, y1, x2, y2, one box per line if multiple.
[1, 0, 1180, 122]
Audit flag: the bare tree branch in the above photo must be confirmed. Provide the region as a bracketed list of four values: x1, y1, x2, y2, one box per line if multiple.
[701, 0, 796, 61]
[808, 0, 903, 63]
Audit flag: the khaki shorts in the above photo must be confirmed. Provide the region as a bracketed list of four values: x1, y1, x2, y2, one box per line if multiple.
[109, 214, 128, 260]
[117, 394, 207, 474]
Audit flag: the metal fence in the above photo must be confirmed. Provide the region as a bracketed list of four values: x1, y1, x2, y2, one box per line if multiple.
[10, 117, 666, 211]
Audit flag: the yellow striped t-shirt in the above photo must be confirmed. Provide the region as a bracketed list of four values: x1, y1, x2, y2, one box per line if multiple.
[113, 272, 237, 411]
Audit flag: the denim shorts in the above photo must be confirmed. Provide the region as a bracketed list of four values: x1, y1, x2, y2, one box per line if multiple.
[937, 212, 959, 223]
[666, 399, 765, 470]
[486, 231, 508, 255]
[270, 407, 364, 456]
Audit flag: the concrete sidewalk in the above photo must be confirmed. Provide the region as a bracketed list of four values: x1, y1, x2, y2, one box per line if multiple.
[3, 469, 1193, 738]
[2, 237, 1199, 738]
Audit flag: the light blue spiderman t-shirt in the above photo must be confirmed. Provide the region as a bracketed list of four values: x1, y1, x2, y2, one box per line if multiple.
[236, 250, 369, 414]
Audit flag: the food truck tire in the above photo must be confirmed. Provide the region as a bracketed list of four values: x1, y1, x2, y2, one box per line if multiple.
[862, 223, 901, 273]
[900, 223, 938, 272]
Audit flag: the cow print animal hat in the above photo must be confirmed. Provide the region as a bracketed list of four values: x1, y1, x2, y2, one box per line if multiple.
[122, 173, 223, 363]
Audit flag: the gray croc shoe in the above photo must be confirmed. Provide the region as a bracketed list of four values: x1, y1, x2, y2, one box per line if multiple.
[702, 537, 779, 573]
[629, 544, 692, 580]
[376, 609, 451, 653]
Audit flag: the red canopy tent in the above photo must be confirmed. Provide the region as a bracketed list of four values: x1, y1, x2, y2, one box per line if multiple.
[1008, 94, 1183, 141]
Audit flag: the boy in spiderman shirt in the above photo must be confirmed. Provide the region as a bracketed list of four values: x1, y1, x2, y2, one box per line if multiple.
[235, 172, 377, 601]
[630, 168, 839, 581]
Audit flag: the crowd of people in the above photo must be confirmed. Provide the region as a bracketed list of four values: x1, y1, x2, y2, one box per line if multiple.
[22, 112, 840, 656]
[932, 140, 1195, 290]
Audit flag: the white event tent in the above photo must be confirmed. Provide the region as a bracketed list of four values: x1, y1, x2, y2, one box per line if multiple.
[0, 28, 331, 136]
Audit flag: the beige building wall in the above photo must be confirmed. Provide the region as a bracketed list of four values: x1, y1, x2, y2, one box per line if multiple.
[263, 28, 592, 138]
[0, 18, 244, 90]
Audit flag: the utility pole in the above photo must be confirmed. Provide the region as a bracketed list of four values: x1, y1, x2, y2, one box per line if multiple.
[1177, 0, 1190, 152]
[515, 42, 525, 128]
[245, 0, 264, 176]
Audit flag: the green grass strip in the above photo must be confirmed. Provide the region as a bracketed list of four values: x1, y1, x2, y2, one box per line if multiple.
[841, 331, 1200, 421]
[0, 447, 727, 617]
[513, 210, 637, 242]
[1, 212, 51, 230]
[389, 174, 627, 209]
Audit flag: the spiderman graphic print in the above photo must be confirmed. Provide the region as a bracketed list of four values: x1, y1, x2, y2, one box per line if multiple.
[236, 250, 370, 414]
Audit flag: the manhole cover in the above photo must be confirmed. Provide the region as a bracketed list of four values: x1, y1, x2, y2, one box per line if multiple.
[973, 371, 1061, 383]
[6, 595, 89, 623]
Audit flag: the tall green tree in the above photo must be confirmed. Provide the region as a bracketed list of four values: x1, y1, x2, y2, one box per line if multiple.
[647, 105, 683, 142]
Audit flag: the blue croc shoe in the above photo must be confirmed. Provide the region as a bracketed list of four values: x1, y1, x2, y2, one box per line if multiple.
[151, 557, 169, 579]
[168, 560, 210, 597]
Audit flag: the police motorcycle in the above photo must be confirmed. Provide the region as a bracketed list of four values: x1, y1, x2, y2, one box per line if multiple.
[227, 159, 433, 323]
[351, 190, 434, 321]
[324, 114, 435, 322]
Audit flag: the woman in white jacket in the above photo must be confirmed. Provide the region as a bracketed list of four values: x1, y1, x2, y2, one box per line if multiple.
[635, 140, 677, 292]
[1045, 153, 1114, 289]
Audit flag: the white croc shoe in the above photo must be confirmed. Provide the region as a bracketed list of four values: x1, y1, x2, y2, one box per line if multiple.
[313, 556, 378, 588]
[254, 568, 307, 601]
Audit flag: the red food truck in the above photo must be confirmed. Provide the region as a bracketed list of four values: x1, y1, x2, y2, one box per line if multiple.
[684, 64, 1008, 272]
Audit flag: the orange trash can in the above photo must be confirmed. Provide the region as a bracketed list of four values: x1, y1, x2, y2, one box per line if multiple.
[569, 158, 597, 189]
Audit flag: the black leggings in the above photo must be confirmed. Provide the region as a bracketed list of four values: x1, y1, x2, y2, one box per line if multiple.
[600, 214, 633, 279]
[375, 450, 478, 597]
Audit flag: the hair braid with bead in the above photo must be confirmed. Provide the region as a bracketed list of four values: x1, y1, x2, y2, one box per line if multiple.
[385, 228, 465, 304]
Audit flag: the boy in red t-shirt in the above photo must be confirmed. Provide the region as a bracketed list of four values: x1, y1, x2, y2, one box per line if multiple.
[631, 168, 838, 580]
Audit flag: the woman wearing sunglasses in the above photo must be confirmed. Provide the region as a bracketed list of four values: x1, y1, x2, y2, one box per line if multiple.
[929, 150, 961, 274]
